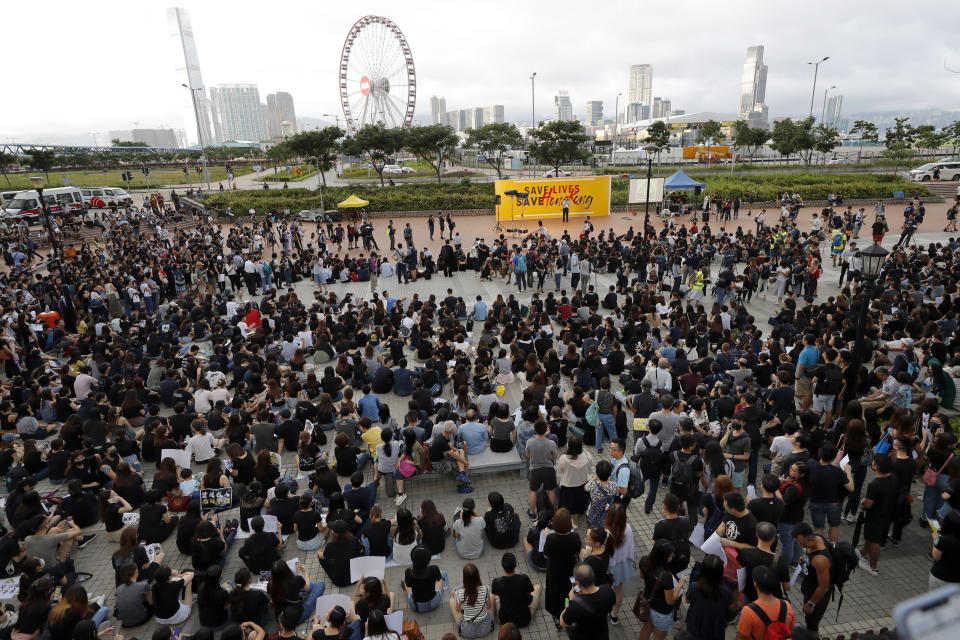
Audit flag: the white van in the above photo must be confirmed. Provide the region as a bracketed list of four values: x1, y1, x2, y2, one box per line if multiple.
[103, 187, 132, 205]
[80, 187, 111, 208]
[909, 160, 960, 182]
[3, 187, 84, 222]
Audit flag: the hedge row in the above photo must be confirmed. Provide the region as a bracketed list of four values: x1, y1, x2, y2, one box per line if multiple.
[198, 173, 930, 214]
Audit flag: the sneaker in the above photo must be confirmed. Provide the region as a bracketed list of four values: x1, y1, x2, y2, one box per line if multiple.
[78, 534, 97, 549]
[92, 595, 106, 607]
[845, 513, 857, 524]
[394, 493, 408, 506]
[527, 510, 537, 520]
[75, 572, 93, 583]
[609, 614, 619, 626]
[858, 557, 878, 576]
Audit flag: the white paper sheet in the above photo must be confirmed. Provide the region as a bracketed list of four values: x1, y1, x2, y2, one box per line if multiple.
[161, 448, 191, 469]
[746, 485, 757, 500]
[538, 529, 551, 552]
[121, 512, 140, 527]
[248, 515, 279, 533]
[700, 532, 727, 565]
[790, 564, 803, 585]
[286, 558, 298, 573]
[689, 523, 705, 547]
[350, 555, 386, 583]
[737, 567, 747, 592]
[0, 577, 20, 600]
[839, 455, 849, 468]
[145, 543, 162, 563]
[315, 593, 353, 619]
[384, 611, 403, 633]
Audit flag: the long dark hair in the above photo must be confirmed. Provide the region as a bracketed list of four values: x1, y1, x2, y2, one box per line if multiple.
[268, 559, 296, 611]
[461, 563, 482, 607]
[229, 568, 253, 622]
[694, 553, 724, 599]
[419, 499, 444, 529]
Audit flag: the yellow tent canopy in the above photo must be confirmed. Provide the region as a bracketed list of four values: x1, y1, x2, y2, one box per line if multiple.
[337, 195, 369, 208]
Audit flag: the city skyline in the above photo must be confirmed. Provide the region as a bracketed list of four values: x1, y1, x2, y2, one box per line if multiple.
[4, 0, 959, 143]
[739, 45, 769, 128]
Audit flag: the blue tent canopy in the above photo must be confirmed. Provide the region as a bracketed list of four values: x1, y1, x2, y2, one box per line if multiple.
[664, 169, 704, 190]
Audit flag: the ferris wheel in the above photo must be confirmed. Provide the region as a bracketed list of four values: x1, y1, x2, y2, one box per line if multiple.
[339, 15, 417, 133]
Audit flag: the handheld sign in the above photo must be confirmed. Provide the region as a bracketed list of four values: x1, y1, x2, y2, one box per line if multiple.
[200, 488, 233, 511]
[349, 555, 386, 583]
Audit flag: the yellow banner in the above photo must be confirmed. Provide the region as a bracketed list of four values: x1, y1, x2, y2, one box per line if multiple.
[495, 176, 610, 221]
[682, 145, 730, 160]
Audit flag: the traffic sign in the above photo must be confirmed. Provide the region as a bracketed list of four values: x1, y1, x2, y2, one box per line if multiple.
[292, 167, 303, 177]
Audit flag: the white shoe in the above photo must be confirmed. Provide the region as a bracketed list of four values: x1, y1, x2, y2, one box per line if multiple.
[395, 493, 408, 506]
[93, 595, 106, 607]
[858, 557, 878, 576]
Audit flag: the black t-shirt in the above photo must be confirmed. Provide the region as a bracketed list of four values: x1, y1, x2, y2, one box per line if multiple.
[721, 512, 758, 547]
[177, 515, 202, 555]
[333, 446, 360, 476]
[428, 437, 451, 462]
[232, 588, 270, 624]
[47, 450, 70, 481]
[561, 586, 616, 640]
[153, 579, 185, 619]
[864, 475, 898, 524]
[363, 519, 392, 556]
[737, 547, 788, 601]
[320, 537, 364, 587]
[191, 537, 226, 572]
[418, 518, 446, 555]
[275, 419, 302, 452]
[61, 491, 100, 527]
[491, 573, 535, 627]
[932, 533, 960, 582]
[405, 565, 442, 603]
[807, 459, 847, 504]
[241, 532, 280, 573]
[748, 497, 785, 526]
[293, 509, 324, 541]
[270, 497, 299, 535]
[232, 454, 256, 484]
[198, 585, 230, 627]
[734, 405, 774, 449]
[139, 503, 168, 536]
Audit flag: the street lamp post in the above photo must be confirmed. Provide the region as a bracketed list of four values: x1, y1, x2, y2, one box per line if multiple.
[613, 92, 622, 164]
[821, 85, 837, 125]
[30, 176, 76, 332]
[322, 113, 341, 129]
[643, 144, 659, 221]
[807, 56, 830, 119]
[850, 242, 889, 378]
[182, 84, 211, 191]
[530, 72, 537, 177]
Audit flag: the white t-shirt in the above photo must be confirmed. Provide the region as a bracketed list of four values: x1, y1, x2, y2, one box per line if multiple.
[770, 435, 794, 459]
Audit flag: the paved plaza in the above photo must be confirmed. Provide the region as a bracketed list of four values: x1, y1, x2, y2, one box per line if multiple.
[10, 221, 951, 640]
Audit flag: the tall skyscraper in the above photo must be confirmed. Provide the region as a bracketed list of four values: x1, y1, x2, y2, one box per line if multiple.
[167, 7, 214, 145]
[627, 65, 653, 116]
[739, 45, 769, 129]
[625, 102, 649, 122]
[131, 129, 179, 147]
[482, 105, 505, 125]
[554, 91, 573, 121]
[585, 101, 603, 126]
[825, 94, 843, 130]
[652, 97, 664, 119]
[263, 92, 297, 139]
[430, 96, 447, 125]
[209, 85, 267, 142]
[470, 108, 484, 129]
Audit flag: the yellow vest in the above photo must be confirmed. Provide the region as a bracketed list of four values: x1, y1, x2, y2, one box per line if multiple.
[691, 271, 705, 290]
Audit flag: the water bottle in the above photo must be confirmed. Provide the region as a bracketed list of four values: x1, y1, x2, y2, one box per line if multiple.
[442, 570, 449, 591]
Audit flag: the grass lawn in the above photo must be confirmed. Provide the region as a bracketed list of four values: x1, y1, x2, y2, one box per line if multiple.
[256, 168, 321, 183]
[0, 166, 251, 190]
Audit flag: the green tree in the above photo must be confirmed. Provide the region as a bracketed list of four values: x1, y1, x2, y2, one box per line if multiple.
[914, 126, 947, 157]
[769, 117, 816, 166]
[403, 124, 459, 183]
[697, 120, 724, 145]
[24, 149, 57, 181]
[341, 123, 405, 187]
[464, 122, 524, 179]
[813, 124, 840, 163]
[943, 121, 960, 157]
[732, 121, 768, 161]
[266, 141, 294, 166]
[0, 150, 14, 185]
[528, 120, 589, 176]
[883, 117, 917, 175]
[849, 120, 879, 164]
[645, 120, 671, 151]
[110, 139, 148, 147]
[286, 127, 344, 186]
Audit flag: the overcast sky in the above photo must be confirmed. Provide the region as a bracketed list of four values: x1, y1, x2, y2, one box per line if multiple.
[4, 0, 959, 143]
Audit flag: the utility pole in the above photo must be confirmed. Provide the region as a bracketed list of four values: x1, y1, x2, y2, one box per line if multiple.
[182, 84, 212, 190]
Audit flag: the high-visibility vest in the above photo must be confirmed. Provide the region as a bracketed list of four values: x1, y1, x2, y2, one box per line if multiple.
[832, 232, 845, 249]
[691, 271, 705, 290]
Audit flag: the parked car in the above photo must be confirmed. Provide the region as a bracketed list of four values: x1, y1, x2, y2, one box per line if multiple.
[383, 165, 403, 174]
[908, 160, 960, 182]
[542, 169, 572, 177]
[104, 187, 133, 205]
[401, 166, 416, 173]
[825, 158, 847, 166]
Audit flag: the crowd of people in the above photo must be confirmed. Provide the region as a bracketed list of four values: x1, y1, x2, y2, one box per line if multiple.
[0, 190, 958, 640]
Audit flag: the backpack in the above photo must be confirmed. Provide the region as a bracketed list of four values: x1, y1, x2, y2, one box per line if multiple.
[823, 537, 858, 619]
[636, 435, 664, 478]
[823, 363, 843, 395]
[894, 350, 920, 382]
[584, 401, 599, 428]
[668, 451, 695, 499]
[746, 600, 792, 640]
[626, 460, 643, 499]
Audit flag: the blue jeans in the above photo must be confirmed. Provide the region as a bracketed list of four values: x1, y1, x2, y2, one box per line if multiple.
[554, 273, 561, 290]
[778, 522, 801, 567]
[642, 475, 659, 513]
[357, 451, 372, 472]
[923, 473, 950, 521]
[92, 605, 109, 627]
[33, 466, 50, 480]
[408, 589, 443, 612]
[299, 581, 326, 623]
[596, 413, 616, 452]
